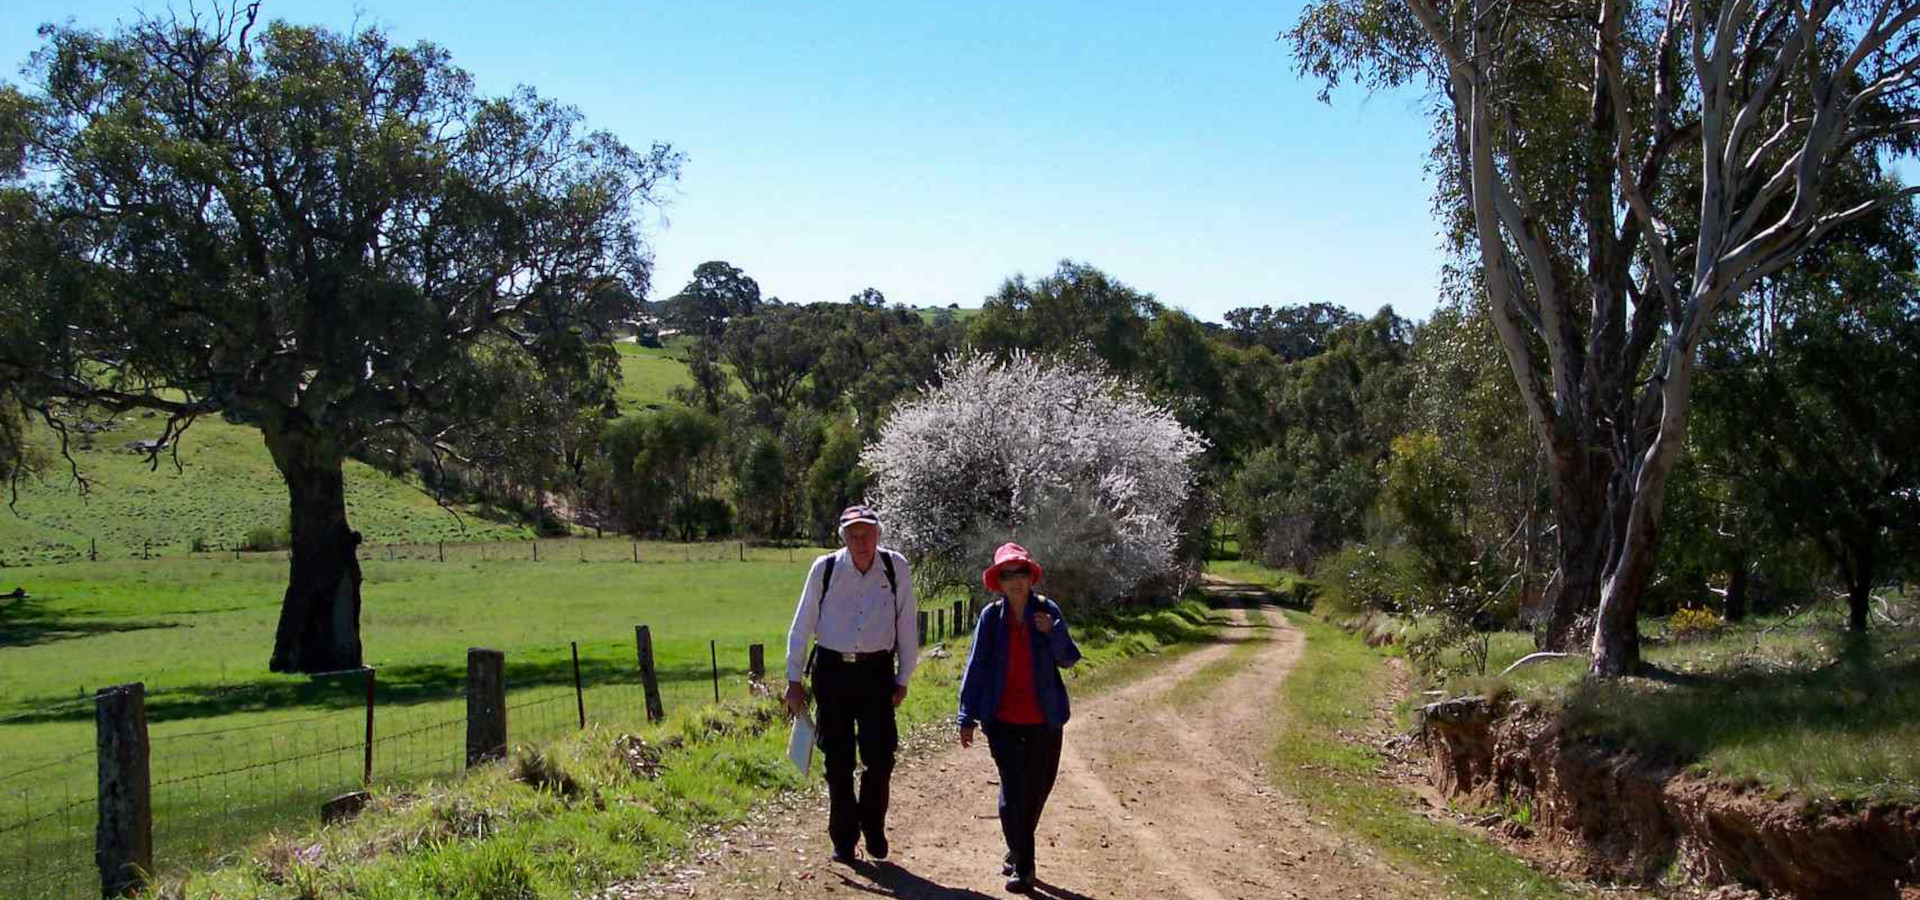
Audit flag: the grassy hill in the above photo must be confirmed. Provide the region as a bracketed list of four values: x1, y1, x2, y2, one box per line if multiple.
[0, 416, 532, 566]
[1, 344, 702, 566]
[916, 305, 980, 325]
[612, 339, 696, 413]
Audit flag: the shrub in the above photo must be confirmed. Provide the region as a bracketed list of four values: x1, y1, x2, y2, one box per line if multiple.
[1668, 607, 1727, 643]
[1316, 544, 1419, 617]
[241, 524, 290, 552]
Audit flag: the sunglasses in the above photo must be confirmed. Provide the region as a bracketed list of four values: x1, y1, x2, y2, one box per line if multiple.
[999, 566, 1031, 579]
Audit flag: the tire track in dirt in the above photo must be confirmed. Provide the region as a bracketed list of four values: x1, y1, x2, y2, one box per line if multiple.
[606, 587, 1416, 899]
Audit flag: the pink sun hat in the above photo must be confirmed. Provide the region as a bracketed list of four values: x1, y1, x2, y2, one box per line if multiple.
[982, 542, 1044, 594]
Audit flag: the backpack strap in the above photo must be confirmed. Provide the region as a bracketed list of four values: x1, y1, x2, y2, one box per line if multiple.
[806, 556, 838, 678]
[881, 552, 899, 645]
[807, 552, 903, 678]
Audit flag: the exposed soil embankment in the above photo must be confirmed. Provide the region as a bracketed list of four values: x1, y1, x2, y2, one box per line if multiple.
[1420, 696, 1920, 899]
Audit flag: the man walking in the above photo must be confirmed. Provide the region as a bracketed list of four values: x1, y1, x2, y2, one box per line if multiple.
[785, 504, 919, 863]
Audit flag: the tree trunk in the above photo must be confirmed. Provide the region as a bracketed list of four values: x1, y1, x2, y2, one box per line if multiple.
[265, 424, 364, 673]
[1591, 347, 1697, 677]
[1591, 522, 1653, 675]
[1536, 444, 1612, 651]
[1848, 578, 1871, 633]
[1725, 563, 1749, 622]
[1844, 537, 1875, 633]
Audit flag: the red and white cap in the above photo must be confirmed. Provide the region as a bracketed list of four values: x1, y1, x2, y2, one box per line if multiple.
[837, 504, 882, 540]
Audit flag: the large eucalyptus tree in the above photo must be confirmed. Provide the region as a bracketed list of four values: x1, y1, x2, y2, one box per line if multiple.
[0, 7, 679, 672]
[1294, 0, 1920, 674]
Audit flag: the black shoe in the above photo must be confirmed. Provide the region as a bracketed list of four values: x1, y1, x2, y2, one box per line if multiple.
[1005, 875, 1033, 894]
[865, 831, 889, 860]
[1002, 853, 1015, 877]
[831, 846, 858, 865]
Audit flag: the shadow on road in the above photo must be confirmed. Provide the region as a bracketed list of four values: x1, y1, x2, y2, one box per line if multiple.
[831, 860, 1000, 899]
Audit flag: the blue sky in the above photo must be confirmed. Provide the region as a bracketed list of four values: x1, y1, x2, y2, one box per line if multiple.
[0, 1, 1446, 323]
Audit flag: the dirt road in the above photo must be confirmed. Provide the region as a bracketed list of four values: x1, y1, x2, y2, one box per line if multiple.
[611, 583, 1420, 900]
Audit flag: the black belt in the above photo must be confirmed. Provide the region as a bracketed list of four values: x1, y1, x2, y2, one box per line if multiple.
[808, 645, 893, 671]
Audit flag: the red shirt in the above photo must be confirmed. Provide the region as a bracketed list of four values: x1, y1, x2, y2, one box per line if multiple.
[996, 608, 1046, 725]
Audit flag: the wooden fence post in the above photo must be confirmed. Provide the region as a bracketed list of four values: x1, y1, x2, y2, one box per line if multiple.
[438, 541, 445, 563]
[748, 644, 765, 687]
[952, 600, 963, 638]
[95, 682, 151, 899]
[739, 541, 745, 563]
[917, 611, 928, 647]
[936, 608, 945, 642]
[90, 536, 97, 562]
[633, 542, 639, 564]
[466, 648, 507, 767]
[634, 626, 665, 723]
[532, 541, 540, 563]
[571, 642, 586, 729]
[363, 667, 376, 785]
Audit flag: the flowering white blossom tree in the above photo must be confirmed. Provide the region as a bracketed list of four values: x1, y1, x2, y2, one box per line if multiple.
[863, 352, 1207, 605]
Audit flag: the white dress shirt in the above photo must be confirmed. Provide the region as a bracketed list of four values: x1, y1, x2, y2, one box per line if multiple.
[785, 547, 920, 686]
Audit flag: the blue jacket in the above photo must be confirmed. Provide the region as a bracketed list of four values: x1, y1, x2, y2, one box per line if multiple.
[956, 595, 1082, 729]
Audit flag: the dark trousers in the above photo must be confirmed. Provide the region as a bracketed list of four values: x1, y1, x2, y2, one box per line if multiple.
[984, 720, 1064, 879]
[812, 652, 898, 853]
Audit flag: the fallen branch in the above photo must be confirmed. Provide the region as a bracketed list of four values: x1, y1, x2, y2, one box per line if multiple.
[1500, 651, 1569, 676]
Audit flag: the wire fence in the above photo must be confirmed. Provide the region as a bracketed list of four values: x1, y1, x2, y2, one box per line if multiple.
[4, 536, 830, 567]
[0, 621, 881, 900]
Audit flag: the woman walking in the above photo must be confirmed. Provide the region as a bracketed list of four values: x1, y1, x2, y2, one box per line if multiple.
[956, 542, 1082, 894]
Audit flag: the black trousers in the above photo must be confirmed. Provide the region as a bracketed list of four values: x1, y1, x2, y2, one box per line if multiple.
[984, 720, 1064, 879]
[811, 651, 898, 853]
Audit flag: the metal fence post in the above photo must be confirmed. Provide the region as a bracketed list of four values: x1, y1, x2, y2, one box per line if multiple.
[95, 682, 151, 899]
[709, 640, 719, 703]
[363, 667, 376, 784]
[466, 649, 507, 767]
[571, 642, 587, 729]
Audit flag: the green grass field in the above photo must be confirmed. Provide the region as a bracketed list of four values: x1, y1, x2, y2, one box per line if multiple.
[0, 542, 1214, 900]
[0, 544, 839, 898]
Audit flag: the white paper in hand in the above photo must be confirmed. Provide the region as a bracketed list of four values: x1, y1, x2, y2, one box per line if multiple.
[787, 710, 817, 777]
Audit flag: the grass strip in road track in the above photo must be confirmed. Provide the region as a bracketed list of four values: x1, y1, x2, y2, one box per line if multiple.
[1161, 605, 1272, 709]
[1272, 611, 1579, 900]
